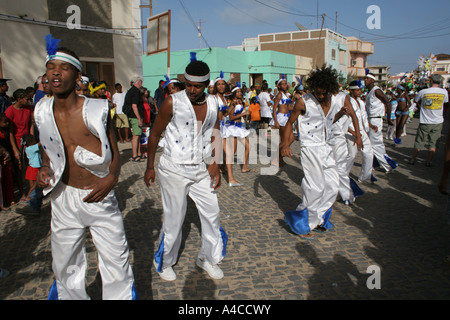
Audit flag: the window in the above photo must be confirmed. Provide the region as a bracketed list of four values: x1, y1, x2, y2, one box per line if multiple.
[331, 49, 336, 60]
[82, 61, 116, 94]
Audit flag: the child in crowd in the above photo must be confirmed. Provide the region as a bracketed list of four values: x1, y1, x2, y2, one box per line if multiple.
[21, 134, 41, 201]
[248, 96, 261, 134]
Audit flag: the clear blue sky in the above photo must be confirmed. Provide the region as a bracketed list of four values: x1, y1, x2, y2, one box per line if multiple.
[142, 0, 450, 75]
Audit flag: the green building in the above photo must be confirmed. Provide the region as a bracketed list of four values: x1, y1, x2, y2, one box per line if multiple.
[142, 47, 313, 93]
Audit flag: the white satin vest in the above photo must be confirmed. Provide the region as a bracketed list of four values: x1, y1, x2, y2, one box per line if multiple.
[162, 90, 218, 164]
[365, 86, 385, 117]
[34, 97, 112, 195]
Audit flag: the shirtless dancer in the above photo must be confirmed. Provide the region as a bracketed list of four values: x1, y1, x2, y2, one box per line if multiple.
[36, 37, 136, 299]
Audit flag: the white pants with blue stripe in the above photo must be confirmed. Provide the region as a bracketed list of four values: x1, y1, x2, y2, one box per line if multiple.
[155, 155, 226, 272]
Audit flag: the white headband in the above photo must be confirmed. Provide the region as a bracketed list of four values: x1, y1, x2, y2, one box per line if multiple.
[46, 52, 82, 72]
[366, 74, 376, 81]
[232, 86, 241, 93]
[184, 73, 210, 83]
[348, 85, 360, 90]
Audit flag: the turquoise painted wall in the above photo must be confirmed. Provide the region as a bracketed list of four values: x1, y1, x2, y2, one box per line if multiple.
[142, 48, 300, 93]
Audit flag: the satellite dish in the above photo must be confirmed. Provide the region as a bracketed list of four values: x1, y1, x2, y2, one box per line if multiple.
[295, 22, 307, 31]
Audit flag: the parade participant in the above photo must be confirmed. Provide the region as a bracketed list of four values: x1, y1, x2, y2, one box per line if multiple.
[393, 84, 411, 144]
[331, 89, 363, 206]
[35, 35, 136, 299]
[346, 80, 376, 184]
[364, 72, 397, 173]
[145, 53, 227, 281]
[270, 76, 293, 166]
[75, 75, 90, 97]
[227, 84, 253, 175]
[386, 99, 397, 140]
[212, 72, 241, 186]
[281, 65, 351, 239]
[409, 74, 449, 166]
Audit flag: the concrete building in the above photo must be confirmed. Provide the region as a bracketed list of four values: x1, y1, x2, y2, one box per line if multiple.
[143, 47, 313, 93]
[347, 36, 374, 79]
[0, 0, 143, 94]
[367, 65, 391, 85]
[433, 53, 450, 87]
[254, 28, 348, 81]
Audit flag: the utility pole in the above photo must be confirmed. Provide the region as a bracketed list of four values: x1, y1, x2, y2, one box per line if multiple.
[335, 11, 338, 32]
[198, 19, 204, 49]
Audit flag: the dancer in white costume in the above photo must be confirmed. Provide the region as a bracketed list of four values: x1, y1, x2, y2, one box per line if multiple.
[331, 90, 363, 205]
[281, 66, 352, 239]
[364, 72, 397, 173]
[145, 54, 227, 281]
[36, 36, 136, 300]
[346, 80, 375, 184]
[213, 72, 242, 186]
[225, 84, 253, 176]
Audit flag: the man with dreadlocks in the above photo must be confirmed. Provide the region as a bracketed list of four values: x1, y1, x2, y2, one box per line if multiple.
[145, 53, 227, 281]
[281, 65, 353, 240]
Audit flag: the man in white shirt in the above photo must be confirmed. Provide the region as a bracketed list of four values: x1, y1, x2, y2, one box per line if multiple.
[258, 84, 273, 129]
[409, 74, 449, 166]
[112, 83, 130, 143]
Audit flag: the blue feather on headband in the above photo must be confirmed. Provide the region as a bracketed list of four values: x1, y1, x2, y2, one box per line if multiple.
[365, 68, 370, 75]
[163, 75, 170, 88]
[45, 34, 61, 56]
[357, 79, 362, 88]
[190, 52, 197, 62]
[220, 71, 224, 79]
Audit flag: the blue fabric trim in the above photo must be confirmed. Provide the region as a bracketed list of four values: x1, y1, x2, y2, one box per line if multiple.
[47, 280, 59, 300]
[384, 155, 397, 169]
[132, 283, 139, 300]
[371, 174, 378, 182]
[321, 208, 334, 230]
[154, 234, 165, 273]
[220, 227, 228, 258]
[284, 209, 311, 235]
[350, 177, 364, 197]
[373, 156, 380, 168]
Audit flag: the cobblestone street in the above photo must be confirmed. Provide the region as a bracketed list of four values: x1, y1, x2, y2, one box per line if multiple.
[1, 117, 450, 300]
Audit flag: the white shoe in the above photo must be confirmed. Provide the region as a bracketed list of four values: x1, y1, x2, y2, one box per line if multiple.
[154, 261, 176, 281]
[196, 258, 224, 279]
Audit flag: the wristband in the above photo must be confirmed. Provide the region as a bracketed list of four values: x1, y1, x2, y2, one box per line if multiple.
[40, 165, 51, 170]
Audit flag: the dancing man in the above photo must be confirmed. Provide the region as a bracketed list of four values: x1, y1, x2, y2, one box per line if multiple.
[145, 54, 227, 281]
[35, 35, 136, 300]
[281, 65, 352, 239]
[364, 72, 397, 173]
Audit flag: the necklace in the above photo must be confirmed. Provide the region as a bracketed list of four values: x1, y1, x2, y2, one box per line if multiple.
[192, 94, 207, 105]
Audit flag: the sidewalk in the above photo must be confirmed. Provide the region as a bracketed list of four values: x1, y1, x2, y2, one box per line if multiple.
[1, 117, 449, 300]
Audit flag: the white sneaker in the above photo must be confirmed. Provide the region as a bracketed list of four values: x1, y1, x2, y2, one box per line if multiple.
[196, 258, 224, 279]
[154, 261, 176, 281]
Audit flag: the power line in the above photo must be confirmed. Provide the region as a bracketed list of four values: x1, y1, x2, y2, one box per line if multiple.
[178, 0, 212, 50]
